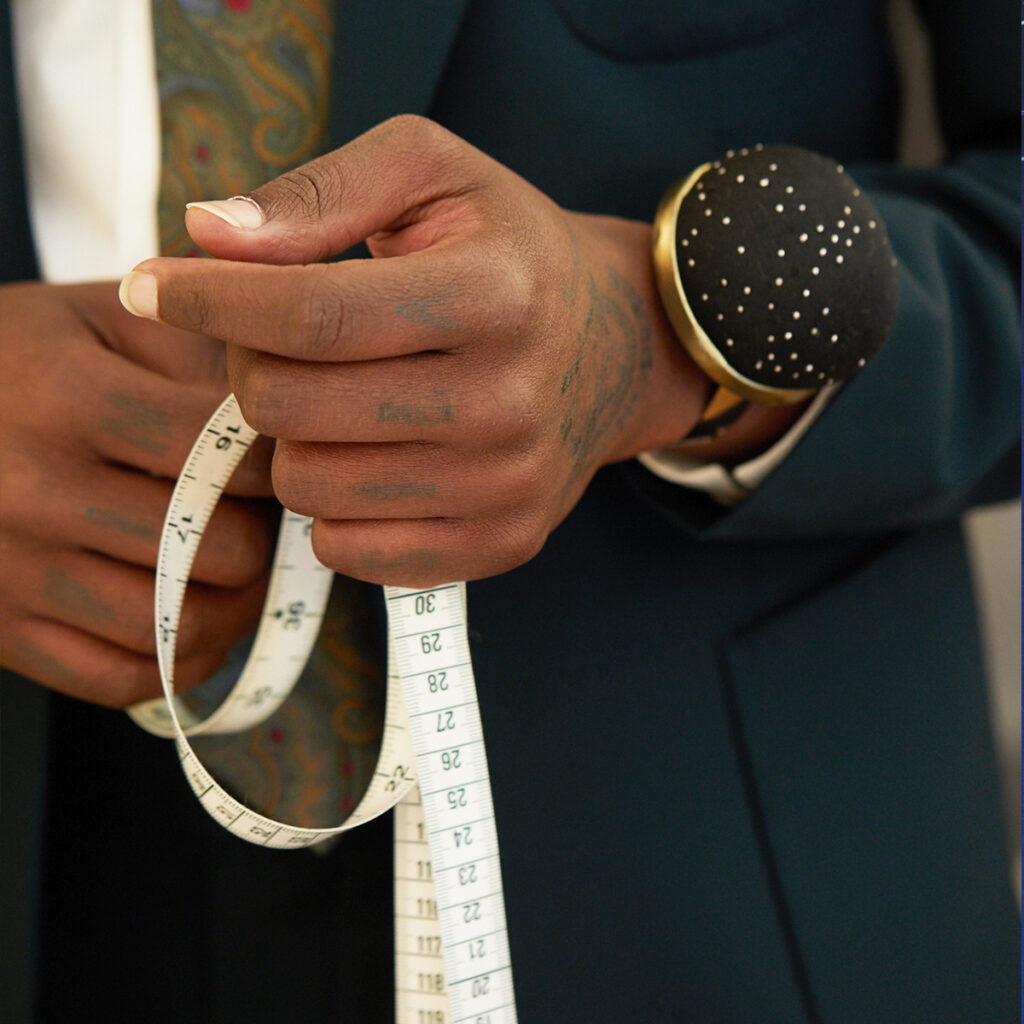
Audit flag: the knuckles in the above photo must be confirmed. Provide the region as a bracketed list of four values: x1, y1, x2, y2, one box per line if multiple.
[91, 658, 161, 709]
[228, 349, 305, 439]
[306, 503, 552, 590]
[470, 371, 552, 453]
[270, 442, 326, 515]
[260, 115, 464, 227]
[270, 165, 338, 226]
[0, 444, 43, 530]
[298, 264, 348, 360]
[475, 514, 549, 579]
[374, 115, 467, 170]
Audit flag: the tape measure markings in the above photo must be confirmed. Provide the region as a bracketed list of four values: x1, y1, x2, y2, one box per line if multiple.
[132, 394, 517, 1023]
[385, 584, 516, 1023]
[132, 398, 334, 739]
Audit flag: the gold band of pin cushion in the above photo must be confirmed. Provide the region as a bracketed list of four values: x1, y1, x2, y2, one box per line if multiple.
[652, 164, 815, 444]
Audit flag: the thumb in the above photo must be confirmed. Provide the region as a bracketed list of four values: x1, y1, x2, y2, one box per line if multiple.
[183, 115, 488, 266]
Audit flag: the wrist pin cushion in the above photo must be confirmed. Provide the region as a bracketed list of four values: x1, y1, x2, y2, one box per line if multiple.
[652, 145, 898, 446]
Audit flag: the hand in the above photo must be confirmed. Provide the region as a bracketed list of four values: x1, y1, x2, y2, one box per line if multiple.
[119, 117, 714, 586]
[123, 116, 808, 586]
[0, 281, 277, 707]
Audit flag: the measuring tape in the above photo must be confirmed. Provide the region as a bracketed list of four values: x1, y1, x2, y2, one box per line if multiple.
[129, 394, 517, 1024]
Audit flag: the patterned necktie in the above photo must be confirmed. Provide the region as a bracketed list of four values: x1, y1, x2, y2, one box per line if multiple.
[152, 0, 333, 256]
[151, 0, 385, 829]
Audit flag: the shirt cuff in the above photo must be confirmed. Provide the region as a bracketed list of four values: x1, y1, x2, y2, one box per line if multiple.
[636, 385, 839, 506]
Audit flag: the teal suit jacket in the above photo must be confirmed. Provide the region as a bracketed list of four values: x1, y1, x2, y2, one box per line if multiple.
[2, 1, 1019, 1021]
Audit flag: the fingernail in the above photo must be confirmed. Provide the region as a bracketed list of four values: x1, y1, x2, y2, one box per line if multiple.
[119, 271, 159, 319]
[186, 196, 265, 230]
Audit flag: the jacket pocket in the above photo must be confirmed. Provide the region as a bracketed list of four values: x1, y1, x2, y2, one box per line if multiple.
[549, 0, 817, 60]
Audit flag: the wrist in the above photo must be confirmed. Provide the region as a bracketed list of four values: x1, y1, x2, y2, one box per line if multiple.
[592, 217, 805, 468]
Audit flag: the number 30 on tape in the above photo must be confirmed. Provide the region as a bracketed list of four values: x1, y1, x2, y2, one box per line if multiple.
[128, 394, 518, 1024]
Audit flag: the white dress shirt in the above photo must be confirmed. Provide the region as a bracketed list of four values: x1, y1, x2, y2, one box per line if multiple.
[12, 0, 160, 282]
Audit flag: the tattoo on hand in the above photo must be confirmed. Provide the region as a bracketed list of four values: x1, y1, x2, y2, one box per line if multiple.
[98, 393, 172, 456]
[356, 482, 437, 500]
[378, 389, 454, 425]
[45, 567, 115, 623]
[395, 294, 458, 332]
[85, 507, 158, 541]
[559, 267, 652, 484]
[359, 548, 441, 575]
[9, 638, 81, 693]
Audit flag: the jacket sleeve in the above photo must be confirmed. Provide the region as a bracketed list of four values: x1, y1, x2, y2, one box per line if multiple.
[623, 0, 1020, 540]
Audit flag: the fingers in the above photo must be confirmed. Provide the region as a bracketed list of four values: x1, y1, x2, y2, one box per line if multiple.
[1, 281, 238, 481]
[16, 335, 256, 490]
[282, 437, 556, 587]
[80, 355, 275, 495]
[309, 515, 547, 589]
[118, 115, 534, 370]
[1, 444, 277, 586]
[225, 349, 471, 443]
[271, 434, 557, 588]
[1, 456, 277, 707]
[181, 115, 495, 265]
[62, 279, 231, 386]
[6, 611, 262, 709]
[2, 556, 269, 708]
[6, 618, 166, 708]
[271, 439, 551, 522]
[121, 238, 511, 365]
[5, 541, 268, 660]
[0, 280, 282, 707]
[83, 380, 228, 483]
[108, 118, 598, 590]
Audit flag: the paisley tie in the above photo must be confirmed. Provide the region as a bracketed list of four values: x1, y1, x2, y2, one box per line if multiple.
[152, 0, 333, 256]
[151, 0, 386, 830]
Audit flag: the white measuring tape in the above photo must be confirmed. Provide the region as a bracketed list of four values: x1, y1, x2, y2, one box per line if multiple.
[129, 394, 517, 1024]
